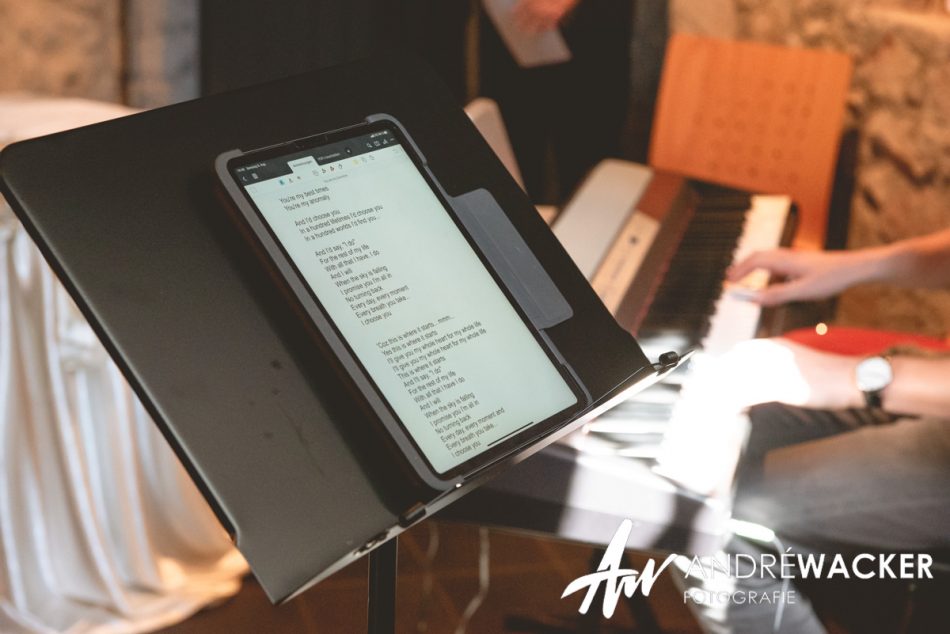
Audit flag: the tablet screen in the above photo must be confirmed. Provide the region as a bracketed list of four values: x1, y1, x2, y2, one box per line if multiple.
[230, 124, 578, 476]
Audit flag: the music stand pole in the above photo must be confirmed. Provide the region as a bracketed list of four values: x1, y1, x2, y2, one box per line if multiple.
[367, 537, 398, 634]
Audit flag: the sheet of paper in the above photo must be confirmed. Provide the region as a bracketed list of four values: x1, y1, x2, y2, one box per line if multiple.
[482, 0, 572, 68]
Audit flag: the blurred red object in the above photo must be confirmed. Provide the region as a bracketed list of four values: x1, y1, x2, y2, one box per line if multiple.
[784, 326, 950, 356]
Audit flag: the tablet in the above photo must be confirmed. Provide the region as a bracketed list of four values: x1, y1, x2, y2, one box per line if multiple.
[215, 118, 585, 487]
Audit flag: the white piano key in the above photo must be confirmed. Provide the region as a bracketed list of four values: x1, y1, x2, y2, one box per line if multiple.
[692, 195, 791, 358]
[587, 418, 670, 433]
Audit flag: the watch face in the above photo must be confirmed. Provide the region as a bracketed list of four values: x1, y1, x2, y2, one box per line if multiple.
[856, 356, 893, 392]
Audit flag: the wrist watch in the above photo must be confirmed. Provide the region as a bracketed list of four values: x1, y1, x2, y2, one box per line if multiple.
[854, 355, 893, 409]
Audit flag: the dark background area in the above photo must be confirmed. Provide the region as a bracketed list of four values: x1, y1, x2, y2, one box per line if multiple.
[200, 0, 669, 202]
[201, 0, 471, 101]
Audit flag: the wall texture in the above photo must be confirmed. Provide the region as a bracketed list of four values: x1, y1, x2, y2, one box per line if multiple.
[672, 0, 950, 337]
[0, 0, 122, 102]
[0, 0, 198, 108]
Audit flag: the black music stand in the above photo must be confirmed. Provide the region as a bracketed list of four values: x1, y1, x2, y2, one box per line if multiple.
[368, 538, 399, 634]
[0, 54, 667, 630]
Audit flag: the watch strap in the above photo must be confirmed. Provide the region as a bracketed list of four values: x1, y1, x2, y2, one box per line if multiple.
[862, 389, 883, 409]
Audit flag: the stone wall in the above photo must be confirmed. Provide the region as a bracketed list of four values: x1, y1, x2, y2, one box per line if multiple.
[672, 0, 950, 338]
[0, 0, 198, 108]
[0, 0, 122, 102]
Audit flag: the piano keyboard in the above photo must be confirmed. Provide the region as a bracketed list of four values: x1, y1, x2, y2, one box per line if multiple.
[557, 163, 793, 493]
[447, 160, 794, 553]
[636, 191, 791, 357]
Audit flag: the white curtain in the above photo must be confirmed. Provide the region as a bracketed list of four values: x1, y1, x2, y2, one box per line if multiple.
[0, 96, 247, 634]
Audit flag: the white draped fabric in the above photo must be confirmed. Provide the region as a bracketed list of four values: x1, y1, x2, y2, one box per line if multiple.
[0, 96, 247, 634]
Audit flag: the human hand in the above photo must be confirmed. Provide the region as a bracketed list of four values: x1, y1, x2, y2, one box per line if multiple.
[727, 248, 871, 306]
[512, 0, 580, 33]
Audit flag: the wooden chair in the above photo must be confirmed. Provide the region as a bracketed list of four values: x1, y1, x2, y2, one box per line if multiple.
[650, 33, 853, 249]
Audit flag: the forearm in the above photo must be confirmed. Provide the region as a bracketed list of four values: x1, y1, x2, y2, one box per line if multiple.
[772, 341, 950, 418]
[882, 355, 950, 419]
[864, 228, 950, 289]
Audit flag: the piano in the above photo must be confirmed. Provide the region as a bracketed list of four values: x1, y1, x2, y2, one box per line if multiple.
[446, 160, 796, 555]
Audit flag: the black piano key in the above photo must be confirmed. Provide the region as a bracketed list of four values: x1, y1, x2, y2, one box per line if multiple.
[639, 186, 751, 343]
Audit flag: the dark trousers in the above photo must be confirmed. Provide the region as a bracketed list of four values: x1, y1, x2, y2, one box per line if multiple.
[479, 0, 633, 204]
[681, 404, 950, 633]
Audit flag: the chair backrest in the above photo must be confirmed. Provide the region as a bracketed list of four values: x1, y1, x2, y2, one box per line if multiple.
[464, 97, 525, 190]
[649, 33, 852, 249]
